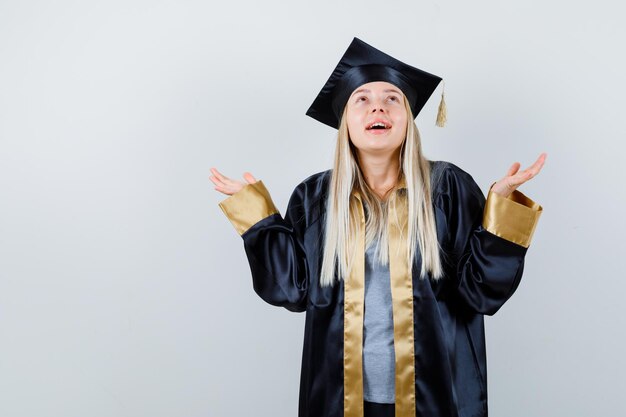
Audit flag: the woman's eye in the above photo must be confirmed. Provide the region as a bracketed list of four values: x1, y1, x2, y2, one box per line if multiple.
[388, 96, 399, 102]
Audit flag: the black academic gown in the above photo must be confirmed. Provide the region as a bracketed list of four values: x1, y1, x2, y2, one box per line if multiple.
[218, 161, 542, 417]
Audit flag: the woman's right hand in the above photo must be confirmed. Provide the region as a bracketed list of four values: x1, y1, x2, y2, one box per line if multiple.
[209, 167, 258, 196]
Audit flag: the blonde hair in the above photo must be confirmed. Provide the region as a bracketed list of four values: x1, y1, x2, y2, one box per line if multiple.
[319, 96, 443, 287]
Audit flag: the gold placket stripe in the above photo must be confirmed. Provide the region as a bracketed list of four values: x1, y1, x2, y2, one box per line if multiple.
[344, 195, 365, 417]
[388, 194, 416, 417]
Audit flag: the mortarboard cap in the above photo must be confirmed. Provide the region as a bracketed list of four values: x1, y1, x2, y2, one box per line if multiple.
[305, 37, 446, 130]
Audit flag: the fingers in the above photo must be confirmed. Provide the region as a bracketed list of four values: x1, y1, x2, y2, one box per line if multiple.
[523, 153, 546, 175]
[243, 172, 258, 184]
[506, 162, 521, 177]
[210, 167, 231, 186]
[210, 167, 238, 195]
[505, 152, 547, 189]
[488, 152, 547, 197]
[210, 167, 241, 188]
[209, 167, 257, 195]
[516, 152, 547, 183]
[499, 162, 525, 191]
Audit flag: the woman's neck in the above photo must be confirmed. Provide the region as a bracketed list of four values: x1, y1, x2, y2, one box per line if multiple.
[356, 150, 401, 199]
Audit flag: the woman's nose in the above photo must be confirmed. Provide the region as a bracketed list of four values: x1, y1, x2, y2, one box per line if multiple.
[369, 98, 387, 113]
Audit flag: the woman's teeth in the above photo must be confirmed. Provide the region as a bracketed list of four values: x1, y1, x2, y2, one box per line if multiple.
[367, 122, 390, 130]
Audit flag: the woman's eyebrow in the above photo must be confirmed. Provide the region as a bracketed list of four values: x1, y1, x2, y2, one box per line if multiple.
[351, 88, 402, 95]
[352, 88, 370, 95]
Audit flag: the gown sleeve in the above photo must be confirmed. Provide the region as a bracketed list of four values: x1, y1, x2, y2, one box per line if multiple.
[438, 164, 543, 315]
[218, 180, 309, 312]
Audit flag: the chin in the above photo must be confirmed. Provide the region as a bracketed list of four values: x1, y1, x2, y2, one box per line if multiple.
[360, 144, 403, 154]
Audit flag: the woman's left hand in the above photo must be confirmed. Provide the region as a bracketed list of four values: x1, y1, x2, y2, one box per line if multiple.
[490, 153, 547, 198]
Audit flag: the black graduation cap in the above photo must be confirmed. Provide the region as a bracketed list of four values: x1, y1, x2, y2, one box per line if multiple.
[305, 37, 446, 130]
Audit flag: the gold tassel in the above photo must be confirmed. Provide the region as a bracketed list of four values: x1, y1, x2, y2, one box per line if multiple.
[436, 81, 447, 127]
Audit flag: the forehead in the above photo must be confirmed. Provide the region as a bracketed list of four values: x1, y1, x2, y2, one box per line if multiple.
[350, 81, 404, 96]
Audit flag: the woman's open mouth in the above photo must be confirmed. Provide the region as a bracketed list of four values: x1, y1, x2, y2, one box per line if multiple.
[365, 121, 392, 134]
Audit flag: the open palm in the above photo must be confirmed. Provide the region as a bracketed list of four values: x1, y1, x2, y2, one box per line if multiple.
[490, 153, 547, 198]
[209, 167, 257, 196]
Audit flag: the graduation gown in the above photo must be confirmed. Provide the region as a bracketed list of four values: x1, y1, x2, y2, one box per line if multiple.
[218, 160, 542, 417]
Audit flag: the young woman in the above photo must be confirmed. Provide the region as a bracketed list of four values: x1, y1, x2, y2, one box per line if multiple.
[210, 38, 545, 417]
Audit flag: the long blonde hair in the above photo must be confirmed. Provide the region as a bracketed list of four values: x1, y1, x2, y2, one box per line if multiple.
[319, 96, 443, 287]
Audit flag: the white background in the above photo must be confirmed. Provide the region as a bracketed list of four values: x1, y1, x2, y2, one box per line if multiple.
[1, 1, 625, 416]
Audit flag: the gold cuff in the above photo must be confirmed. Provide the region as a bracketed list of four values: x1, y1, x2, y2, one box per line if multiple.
[482, 186, 543, 248]
[218, 181, 279, 235]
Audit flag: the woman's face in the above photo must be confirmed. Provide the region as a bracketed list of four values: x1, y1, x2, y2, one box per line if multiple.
[345, 81, 408, 157]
